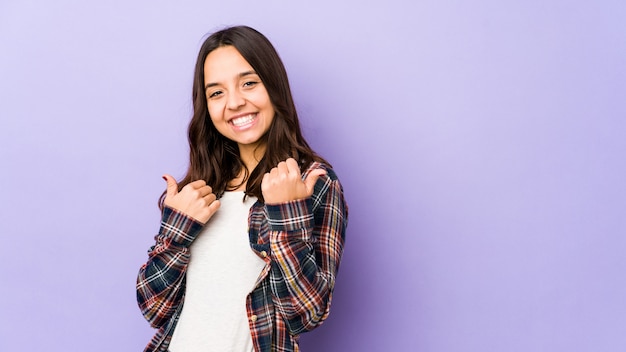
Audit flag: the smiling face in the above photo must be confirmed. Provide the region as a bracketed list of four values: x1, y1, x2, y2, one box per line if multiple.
[203, 45, 275, 153]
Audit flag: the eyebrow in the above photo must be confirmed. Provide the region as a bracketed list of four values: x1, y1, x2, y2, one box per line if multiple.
[205, 70, 257, 90]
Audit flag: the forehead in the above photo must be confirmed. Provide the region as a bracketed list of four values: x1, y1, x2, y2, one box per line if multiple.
[203, 46, 254, 81]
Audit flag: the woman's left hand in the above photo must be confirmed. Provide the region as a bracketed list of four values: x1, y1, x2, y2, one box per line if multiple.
[262, 158, 326, 204]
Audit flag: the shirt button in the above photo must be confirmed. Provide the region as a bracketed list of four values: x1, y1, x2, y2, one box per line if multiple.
[260, 251, 268, 258]
[250, 315, 258, 323]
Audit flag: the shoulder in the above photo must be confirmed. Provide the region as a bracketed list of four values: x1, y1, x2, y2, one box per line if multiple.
[303, 161, 340, 183]
[303, 161, 346, 213]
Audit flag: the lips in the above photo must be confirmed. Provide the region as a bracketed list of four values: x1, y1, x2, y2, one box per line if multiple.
[229, 113, 257, 127]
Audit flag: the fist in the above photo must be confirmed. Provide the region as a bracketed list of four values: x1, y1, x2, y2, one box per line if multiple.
[261, 158, 326, 204]
[162, 174, 220, 224]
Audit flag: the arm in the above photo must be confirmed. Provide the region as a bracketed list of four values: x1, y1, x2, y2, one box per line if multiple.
[136, 207, 204, 328]
[265, 168, 348, 333]
[137, 176, 219, 328]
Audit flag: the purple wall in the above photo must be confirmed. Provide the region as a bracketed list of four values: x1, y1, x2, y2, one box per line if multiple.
[1, 1, 625, 351]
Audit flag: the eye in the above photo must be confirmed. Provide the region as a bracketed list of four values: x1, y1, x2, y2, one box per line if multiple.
[208, 90, 222, 98]
[243, 81, 258, 88]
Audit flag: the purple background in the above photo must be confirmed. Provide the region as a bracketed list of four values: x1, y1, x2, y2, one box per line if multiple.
[1, 1, 625, 351]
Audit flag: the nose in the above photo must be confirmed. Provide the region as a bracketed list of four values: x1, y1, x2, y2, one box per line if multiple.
[227, 89, 245, 110]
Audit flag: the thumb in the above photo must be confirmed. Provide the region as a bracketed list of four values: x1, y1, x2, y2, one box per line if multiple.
[162, 174, 179, 198]
[303, 169, 327, 194]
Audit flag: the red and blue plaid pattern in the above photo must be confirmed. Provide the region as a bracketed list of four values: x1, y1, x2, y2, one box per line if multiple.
[136, 162, 348, 352]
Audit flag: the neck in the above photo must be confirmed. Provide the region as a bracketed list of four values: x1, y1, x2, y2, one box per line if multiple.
[238, 142, 265, 172]
[228, 142, 265, 191]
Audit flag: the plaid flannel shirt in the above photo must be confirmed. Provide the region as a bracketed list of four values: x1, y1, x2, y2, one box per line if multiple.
[136, 162, 348, 352]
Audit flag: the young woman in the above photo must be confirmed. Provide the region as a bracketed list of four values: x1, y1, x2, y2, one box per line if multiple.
[136, 26, 348, 352]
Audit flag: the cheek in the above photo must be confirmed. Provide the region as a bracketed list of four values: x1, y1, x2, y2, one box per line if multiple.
[206, 102, 222, 122]
[250, 88, 272, 108]
[264, 102, 276, 119]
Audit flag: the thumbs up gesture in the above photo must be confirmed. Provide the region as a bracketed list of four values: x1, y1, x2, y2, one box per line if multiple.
[261, 158, 326, 204]
[162, 174, 221, 224]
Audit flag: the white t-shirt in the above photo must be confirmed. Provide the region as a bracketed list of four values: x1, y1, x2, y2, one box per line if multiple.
[168, 191, 266, 352]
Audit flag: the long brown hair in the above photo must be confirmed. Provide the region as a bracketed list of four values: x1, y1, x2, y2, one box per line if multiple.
[161, 26, 327, 207]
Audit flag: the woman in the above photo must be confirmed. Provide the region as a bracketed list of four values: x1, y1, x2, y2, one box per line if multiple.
[136, 25, 348, 352]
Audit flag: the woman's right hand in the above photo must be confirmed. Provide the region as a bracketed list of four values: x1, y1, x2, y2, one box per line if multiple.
[162, 174, 220, 224]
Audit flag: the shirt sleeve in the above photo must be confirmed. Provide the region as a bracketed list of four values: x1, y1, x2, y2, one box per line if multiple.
[136, 206, 205, 328]
[265, 167, 348, 334]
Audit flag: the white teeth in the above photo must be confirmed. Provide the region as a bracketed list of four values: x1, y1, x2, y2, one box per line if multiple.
[231, 114, 255, 126]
